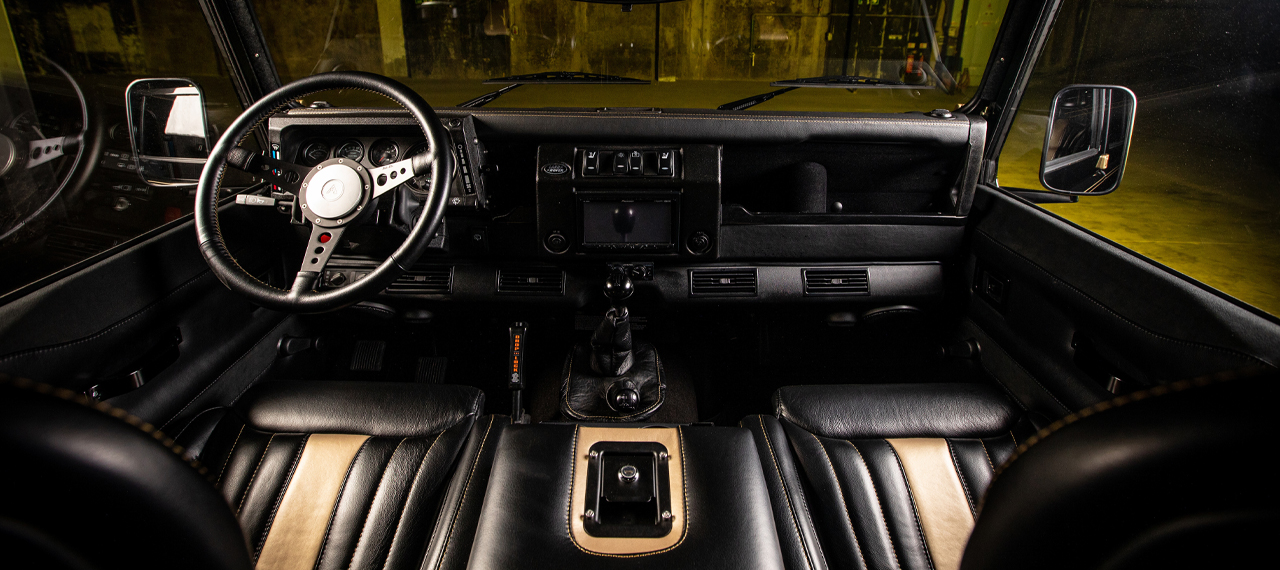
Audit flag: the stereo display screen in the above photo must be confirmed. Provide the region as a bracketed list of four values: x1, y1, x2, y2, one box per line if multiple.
[581, 200, 675, 245]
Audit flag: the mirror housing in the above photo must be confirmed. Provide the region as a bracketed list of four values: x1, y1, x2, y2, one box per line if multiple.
[1040, 85, 1136, 196]
[126, 78, 210, 188]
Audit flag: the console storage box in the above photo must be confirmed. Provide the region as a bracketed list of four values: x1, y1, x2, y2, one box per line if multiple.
[468, 423, 785, 570]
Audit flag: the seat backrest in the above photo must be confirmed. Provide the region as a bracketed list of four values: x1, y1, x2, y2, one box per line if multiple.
[197, 380, 489, 570]
[962, 370, 1280, 570]
[0, 376, 253, 570]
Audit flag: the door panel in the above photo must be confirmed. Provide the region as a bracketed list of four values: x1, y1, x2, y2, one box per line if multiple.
[0, 207, 295, 435]
[965, 185, 1280, 417]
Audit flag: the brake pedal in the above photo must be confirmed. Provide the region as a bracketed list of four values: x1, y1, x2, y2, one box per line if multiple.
[350, 340, 386, 372]
[415, 356, 448, 383]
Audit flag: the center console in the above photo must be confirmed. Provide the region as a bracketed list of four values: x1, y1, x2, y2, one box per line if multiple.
[535, 144, 722, 258]
[467, 423, 784, 570]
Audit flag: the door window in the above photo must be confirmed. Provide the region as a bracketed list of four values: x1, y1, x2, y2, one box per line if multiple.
[997, 0, 1280, 316]
[0, 0, 243, 298]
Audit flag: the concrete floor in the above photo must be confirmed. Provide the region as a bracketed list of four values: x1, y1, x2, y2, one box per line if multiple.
[999, 109, 1280, 318]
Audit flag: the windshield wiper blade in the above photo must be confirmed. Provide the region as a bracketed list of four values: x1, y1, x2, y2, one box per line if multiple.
[717, 87, 798, 111]
[482, 71, 650, 85]
[458, 83, 522, 108]
[771, 74, 907, 88]
[718, 74, 924, 111]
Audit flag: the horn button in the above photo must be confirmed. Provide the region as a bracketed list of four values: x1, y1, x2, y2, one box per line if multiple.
[302, 159, 368, 221]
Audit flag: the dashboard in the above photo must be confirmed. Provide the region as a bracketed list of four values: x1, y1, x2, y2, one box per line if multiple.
[267, 107, 986, 307]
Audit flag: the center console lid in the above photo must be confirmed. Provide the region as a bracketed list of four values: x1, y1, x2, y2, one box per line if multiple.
[468, 423, 784, 570]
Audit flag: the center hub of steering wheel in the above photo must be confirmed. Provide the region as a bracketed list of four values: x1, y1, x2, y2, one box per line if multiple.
[303, 161, 366, 220]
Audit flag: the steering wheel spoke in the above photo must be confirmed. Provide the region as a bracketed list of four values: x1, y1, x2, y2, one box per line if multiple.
[369, 152, 431, 198]
[226, 147, 308, 194]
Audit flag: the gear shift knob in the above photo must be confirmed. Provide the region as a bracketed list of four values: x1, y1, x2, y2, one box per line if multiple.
[603, 269, 634, 306]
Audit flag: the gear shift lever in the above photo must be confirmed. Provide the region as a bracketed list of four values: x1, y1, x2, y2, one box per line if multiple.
[591, 268, 635, 377]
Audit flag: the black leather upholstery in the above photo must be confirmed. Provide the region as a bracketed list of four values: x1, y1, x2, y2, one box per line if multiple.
[748, 383, 1036, 570]
[198, 381, 486, 570]
[962, 371, 1279, 570]
[0, 377, 252, 570]
[561, 342, 665, 421]
[468, 424, 785, 570]
[774, 384, 1024, 439]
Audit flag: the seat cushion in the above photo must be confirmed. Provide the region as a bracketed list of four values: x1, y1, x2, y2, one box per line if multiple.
[747, 383, 1039, 570]
[198, 381, 487, 570]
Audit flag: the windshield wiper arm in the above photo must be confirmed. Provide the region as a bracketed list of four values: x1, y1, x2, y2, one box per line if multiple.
[717, 74, 916, 111]
[482, 71, 650, 85]
[458, 83, 522, 108]
[717, 87, 798, 111]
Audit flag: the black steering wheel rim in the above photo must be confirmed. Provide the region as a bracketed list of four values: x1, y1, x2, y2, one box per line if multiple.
[195, 71, 453, 313]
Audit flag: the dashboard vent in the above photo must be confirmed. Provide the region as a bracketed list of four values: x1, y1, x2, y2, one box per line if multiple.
[803, 268, 870, 296]
[497, 267, 565, 295]
[45, 225, 123, 264]
[690, 268, 757, 297]
[386, 266, 453, 294]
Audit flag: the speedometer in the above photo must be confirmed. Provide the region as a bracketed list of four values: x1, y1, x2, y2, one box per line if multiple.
[369, 138, 399, 166]
[335, 139, 363, 162]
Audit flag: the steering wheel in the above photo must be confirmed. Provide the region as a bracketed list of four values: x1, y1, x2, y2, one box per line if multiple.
[195, 72, 453, 313]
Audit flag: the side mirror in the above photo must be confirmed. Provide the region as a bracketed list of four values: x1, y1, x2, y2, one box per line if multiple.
[1040, 85, 1136, 196]
[125, 78, 210, 187]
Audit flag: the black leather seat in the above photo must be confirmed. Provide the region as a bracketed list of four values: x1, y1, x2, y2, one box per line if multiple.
[744, 383, 1039, 570]
[0, 377, 502, 570]
[749, 374, 1278, 570]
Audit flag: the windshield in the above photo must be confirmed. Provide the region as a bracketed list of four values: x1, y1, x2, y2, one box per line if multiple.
[252, 0, 1011, 112]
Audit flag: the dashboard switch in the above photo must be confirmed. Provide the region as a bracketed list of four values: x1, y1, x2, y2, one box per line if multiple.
[658, 150, 674, 176]
[584, 150, 599, 175]
[627, 150, 643, 174]
[612, 152, 628, 174]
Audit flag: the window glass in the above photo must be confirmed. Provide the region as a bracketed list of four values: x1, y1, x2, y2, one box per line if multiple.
[997, 0, 1280, 316]
[251, 0, 1012, 112]
[0, 0, 243, 298]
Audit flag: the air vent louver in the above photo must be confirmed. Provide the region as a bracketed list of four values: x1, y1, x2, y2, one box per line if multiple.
[386, 266, 453, 294]
[690, 268, 757, 297]
[803, 268, 870, 296]
[497, 268, 565, 295]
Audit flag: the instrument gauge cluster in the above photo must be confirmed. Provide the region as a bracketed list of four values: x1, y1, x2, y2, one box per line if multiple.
[369, 138, 399, 166]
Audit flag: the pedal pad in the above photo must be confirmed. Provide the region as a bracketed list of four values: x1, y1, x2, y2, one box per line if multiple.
[350, 340, 386, 372]
[415, 356, 448, 383]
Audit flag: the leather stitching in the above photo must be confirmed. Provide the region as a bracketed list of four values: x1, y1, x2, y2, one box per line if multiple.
[0, 269, 212, 363]
[848, 441, 901, 570]
[977, 439, 996, 473]
[435, 416, 495, 569]
[237, 433, 276, 515]
[214, 424, 246, 487]
[945, 439, 978, 518]
[561, 349, 664, 421]
[974, 229, 1271, 366]
[807, 433, 867, 569]
[159, 316, 289, 432]
[565, 426, 690, 558]
[887, 442, 935, 570]
[255, 434, 309, 561]
[382, 431, 445, 570]
[756, 417, 815, 570]
[314, 437, 372, 570]
[347, 437, 409, 569]
[0, 376, 209, 477]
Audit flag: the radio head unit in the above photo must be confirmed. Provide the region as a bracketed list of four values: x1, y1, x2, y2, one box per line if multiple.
[579, 195, 679, 251]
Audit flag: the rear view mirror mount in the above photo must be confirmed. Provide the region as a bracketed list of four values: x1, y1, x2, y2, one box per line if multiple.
[125, 78, 210, 188]
[1040, 85, 1136, 196]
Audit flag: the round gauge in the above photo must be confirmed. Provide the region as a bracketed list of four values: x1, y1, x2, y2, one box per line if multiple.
[334, 139, 363, 162]
[404, 142, 431, 193]
[368, 138, 399, 166]
[300, 141, 330, 166]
